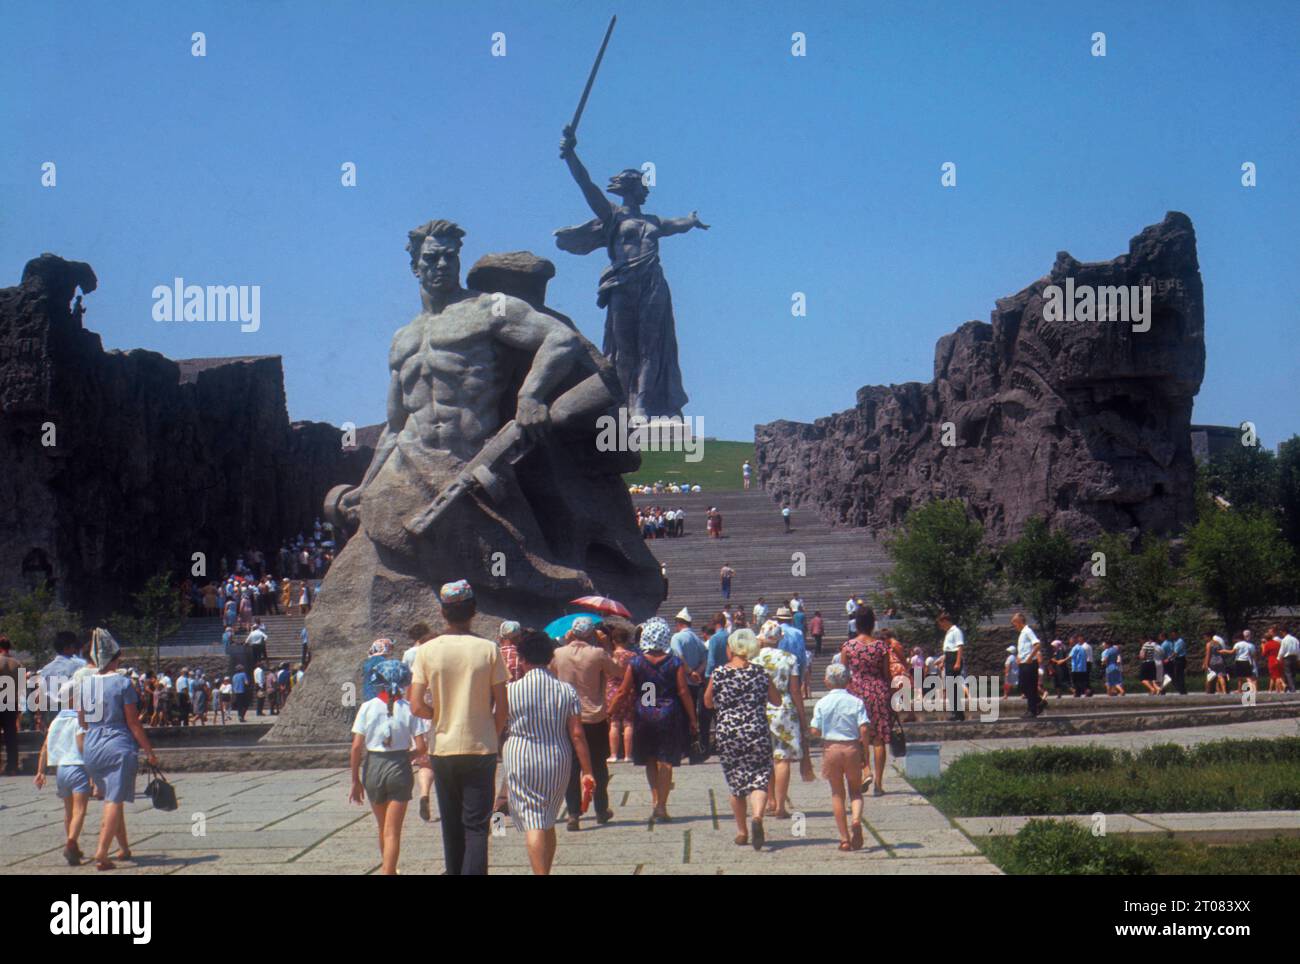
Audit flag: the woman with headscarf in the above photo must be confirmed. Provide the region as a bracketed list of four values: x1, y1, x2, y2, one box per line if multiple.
[502, 629, 595, 875]
[361, 638, 394, 702]
[78, 628, 159, 871]
[703, 628, 779, 849]
[609, 617, 699, 822]
[349, 658, 427, 875]
[752, 620, 811, 818]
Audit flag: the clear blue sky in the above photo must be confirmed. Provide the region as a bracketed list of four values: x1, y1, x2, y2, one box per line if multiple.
[3, 0, 1297, 445]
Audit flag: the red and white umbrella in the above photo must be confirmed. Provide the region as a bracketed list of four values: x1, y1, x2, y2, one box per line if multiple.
[570, 595, 631, 618]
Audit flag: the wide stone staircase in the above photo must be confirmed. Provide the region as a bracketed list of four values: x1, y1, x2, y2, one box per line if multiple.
[160, 612, 307, 661]
[635, 488, 891, 688]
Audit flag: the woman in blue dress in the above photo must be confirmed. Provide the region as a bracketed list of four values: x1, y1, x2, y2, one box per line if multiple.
[609, 617, 699, 822]
[78, 628, 158, 870]
[1102, 642, 1125, 696]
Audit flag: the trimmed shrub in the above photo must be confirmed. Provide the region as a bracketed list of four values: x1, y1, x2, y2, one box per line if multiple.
[993, 819, 1155, 875]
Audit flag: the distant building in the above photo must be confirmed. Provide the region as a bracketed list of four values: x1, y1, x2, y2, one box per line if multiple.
[1190, 424, 1242, 464]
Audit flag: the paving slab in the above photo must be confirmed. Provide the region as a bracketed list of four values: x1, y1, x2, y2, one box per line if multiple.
[0, 754, 997, 875]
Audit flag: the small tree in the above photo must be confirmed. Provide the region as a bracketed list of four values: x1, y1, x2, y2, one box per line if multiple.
[0, 585, 81, 664]
[1200, 444, 1279, 514]
[1089, 533, 1195, 643]
[108, 570, 187, 670]
[1184, 507, 1293, 639]
[881, 499, 997, 644]
[1001, 516, 1083, 640]
[1277, 435, 1300, 561]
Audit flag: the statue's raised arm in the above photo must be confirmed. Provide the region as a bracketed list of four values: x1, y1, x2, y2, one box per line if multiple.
[560, 127, 612, 225]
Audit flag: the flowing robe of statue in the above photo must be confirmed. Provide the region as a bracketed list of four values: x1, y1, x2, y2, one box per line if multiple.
[555, 210, 689, 419]
[555, 131, 708, 421]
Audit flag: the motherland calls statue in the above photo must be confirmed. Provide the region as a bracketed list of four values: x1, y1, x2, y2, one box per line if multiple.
[555, 127, 707, 420]
[267, 221, 664, 743]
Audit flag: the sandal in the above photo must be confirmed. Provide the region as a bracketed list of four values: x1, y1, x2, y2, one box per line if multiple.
[750, 818, 765, 851]
[850, 823, 864, 850]
[734, 833, 749, 846]
[95, 859, 115, 871]
[115, 849, 133, 860]
[838, 840, 852, 852]
[63, 843, 81, 866]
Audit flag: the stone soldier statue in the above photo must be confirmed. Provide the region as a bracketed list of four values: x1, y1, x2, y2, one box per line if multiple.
[555, 127, 708, 420]
[270, 220, 663, 742]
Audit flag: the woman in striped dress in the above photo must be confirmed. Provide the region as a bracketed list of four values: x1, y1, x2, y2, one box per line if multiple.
[502, 629, 595, 875]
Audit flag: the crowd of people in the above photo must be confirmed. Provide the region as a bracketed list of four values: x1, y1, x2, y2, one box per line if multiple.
[627, 481, 704, 495]
[181, 524, 338, 625]
[328, 579, 913, 876]
[8, 568, 1297, 876]
[635, 505, 688, 539]
[990, 623, 1300, 704]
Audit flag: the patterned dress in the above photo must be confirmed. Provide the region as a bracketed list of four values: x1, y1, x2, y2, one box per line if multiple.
[841, 637, 893, 744]
[709, 663, 773, 795]
[629, 653, 687, 766]
[751, 647, 802, 760]
[606, 647, 637, 728]
[503, 668, 581, 831]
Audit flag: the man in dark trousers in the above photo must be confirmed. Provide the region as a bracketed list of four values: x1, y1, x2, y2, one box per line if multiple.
[1012, 613, 1044, 718]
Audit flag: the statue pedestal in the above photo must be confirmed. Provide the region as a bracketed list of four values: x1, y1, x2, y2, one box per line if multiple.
[639, 416, 693, 450]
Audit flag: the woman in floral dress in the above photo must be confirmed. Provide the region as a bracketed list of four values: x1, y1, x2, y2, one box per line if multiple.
[752, 620, 810, 819]
[840, 607, 892, 795]
[602, 621, 638, 763]
[704, 628, 780, 849]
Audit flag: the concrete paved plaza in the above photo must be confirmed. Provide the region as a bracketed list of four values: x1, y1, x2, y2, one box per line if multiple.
[0, 753, 997, 876]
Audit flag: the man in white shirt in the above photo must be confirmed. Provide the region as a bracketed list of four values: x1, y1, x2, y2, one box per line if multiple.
[937, 611, 967, 720]
[1012, 612, 1044, 718]
[1277, 624, 1299, 693]
[753, 597, 769, 628]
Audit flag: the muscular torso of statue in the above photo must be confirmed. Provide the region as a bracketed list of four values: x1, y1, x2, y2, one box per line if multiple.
[389, 296, 504, 463]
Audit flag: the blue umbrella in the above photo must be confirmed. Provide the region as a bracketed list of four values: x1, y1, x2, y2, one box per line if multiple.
[544, 612, 605, 640]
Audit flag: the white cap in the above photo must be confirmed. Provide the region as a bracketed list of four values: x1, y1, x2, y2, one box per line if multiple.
[675, 607, 691, 623]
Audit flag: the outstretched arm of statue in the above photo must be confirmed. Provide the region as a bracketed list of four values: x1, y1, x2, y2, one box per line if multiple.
[496, 300, 585, 444]
[658, 211, 710, 236]
[560, 126, 613, 223]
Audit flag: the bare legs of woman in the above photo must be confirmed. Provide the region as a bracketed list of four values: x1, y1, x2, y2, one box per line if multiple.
[729, 789, 768, 848]
[645, 760, 674, 819]
[369, 800, 407, 874]
[766, 760, 791, 817]
[93, 802, 131, 869]
[524, 828, 558, 874]
[869, 740, 887, 795]
[609, 719, 633, 762]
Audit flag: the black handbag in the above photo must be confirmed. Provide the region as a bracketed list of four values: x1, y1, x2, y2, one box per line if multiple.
[144, 762, 178, 811]
[888, 711, 907, 758]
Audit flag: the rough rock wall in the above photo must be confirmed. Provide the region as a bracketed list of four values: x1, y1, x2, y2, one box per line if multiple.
[0, 254, 373, 617]
[755, 213, 1206, 543]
